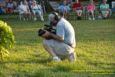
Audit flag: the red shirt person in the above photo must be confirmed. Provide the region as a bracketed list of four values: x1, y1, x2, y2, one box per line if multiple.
[72, 0, 83, 20]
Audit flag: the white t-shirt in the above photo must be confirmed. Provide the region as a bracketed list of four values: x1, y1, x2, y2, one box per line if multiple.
[56, 18, 76, 47]
[19, 4, 28, 13]
[31, 4, 41, 10]
[7, 2, 13, 8]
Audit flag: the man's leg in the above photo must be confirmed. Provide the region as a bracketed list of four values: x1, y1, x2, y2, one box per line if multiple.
[32, 10, 37, 21]
[49, 40, 76, 62]
[87, 11, 91, 20]
[38, 11, 44, 21]
[43, 40, 61, 61]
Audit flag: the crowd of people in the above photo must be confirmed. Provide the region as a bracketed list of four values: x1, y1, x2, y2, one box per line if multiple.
[0, 0, 115, 21]
[18, 0, 44, 21]
[58, 0, 115, 20]
[0, 0, 44, 21]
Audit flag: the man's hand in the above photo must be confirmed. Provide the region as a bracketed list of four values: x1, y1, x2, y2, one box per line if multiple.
[41, 30, 53, 39]
[41, 30, 64, 42]
[41, 30, 49, 37]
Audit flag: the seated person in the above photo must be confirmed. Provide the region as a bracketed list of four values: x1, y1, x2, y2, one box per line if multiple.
[0, 5, 5, 15]
[65, 0, 72, 7]
[112, 1, 115, 12]
[98, 0, 111, 19]
[72, 0, 83, 20]
[31, 0, 44, 21]
[86, 0, 95, 20]
[18, 1, 31, 20]
[58, 0, 71, 18]
[5, 0, 14, 13]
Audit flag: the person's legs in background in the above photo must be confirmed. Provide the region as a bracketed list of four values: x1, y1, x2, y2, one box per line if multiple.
[87, 10, 95, 20]
[76, 10, 82, 20]
[33, 10, 44, 21]
[101, 11, 109, 19]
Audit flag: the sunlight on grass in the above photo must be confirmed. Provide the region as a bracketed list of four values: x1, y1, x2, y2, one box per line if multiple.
[0, 15, 115, 77]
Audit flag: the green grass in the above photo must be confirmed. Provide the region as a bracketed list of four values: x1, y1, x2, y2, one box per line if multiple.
[0, 14, 115, 77]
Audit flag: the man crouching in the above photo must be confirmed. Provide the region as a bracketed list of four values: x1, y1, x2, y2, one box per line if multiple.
[39, 12, 76, 62]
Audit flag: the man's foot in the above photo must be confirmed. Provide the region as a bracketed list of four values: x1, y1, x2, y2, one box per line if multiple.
[68, 52, 76, 62]
[52, 56, 61, 62]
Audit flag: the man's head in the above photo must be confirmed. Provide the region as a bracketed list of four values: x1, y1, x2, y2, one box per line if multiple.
[48, 12, 61, 26]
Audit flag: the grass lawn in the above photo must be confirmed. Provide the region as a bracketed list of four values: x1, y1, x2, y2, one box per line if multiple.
[0, 14, 115, 77]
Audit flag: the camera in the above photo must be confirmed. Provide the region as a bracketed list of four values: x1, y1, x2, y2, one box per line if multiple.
[38, 24, 56, 36]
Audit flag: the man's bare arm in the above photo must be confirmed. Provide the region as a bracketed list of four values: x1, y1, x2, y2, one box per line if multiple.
[41, 31, 64, 42]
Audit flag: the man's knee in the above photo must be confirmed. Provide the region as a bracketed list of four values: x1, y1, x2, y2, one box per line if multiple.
[43, 40, 54, 47]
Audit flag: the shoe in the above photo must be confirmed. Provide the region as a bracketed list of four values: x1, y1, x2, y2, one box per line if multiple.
[41, 17, 44, 21]
[68, 52, 76, 62]
[88, 17, 91, 20]
[98, 16, 102, 19]
[34, 17, 37, 21]
[52, 56, 61, 62]
[93, 18, 95, 20]
[23, 18, 25, 21]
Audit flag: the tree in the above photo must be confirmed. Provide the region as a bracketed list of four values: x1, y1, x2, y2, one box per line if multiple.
[0, 20, 15, 61]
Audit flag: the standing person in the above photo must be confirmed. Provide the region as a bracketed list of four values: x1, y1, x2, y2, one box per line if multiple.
[39, 12, 76, 62]
[72, 0, 83, 20]
[86, 0, 95, 20]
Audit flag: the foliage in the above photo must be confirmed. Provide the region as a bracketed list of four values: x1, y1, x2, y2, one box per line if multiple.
[0, 20, 15, 60]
